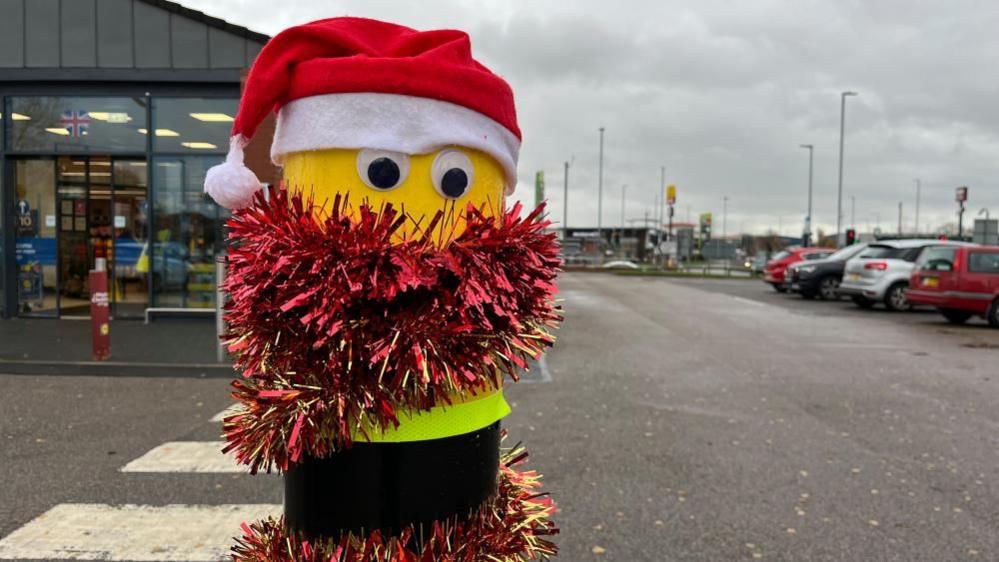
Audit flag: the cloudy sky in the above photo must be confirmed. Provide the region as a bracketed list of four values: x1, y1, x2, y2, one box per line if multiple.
[187, 0, 999, 236]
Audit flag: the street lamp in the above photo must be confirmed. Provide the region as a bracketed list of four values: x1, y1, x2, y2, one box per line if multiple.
[619, 183, 627, 252]
[562, 157, 574, 239]
[597, 127, 605, 255]
[562, 160, 570, 239]
[722, 196, 729, 240]
[800, 144, 814, 246]
[837, 91, 858, 246]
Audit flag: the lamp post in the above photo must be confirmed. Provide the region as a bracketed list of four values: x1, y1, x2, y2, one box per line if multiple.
[658, 166, 666, 267]
[914, 179, 921, 234]
[619, 183, 627, 253]
[837, 91, 858, 246]
[800, 144, 814, 246]
[851, 195, 856, 229]
[597, 127, 605, 257]
[562, 160, 570, 239]
[722, 196, 729, 240]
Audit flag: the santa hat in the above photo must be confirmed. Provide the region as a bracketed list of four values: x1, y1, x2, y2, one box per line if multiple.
[205, 17, 521, 209]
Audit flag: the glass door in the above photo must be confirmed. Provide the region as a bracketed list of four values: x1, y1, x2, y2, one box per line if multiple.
[110, 159, 149, 318]
[13, 158, 58, 317]
[56, 157, 93, 316]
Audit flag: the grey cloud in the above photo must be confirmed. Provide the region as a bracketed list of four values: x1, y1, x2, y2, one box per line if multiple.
[185, 0, 999, 235]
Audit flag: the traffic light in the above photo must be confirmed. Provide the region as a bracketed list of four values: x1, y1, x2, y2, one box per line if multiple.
[845, 228, 857, 245]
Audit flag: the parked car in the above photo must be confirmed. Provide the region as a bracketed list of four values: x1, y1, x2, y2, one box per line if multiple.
[839, 239, 975, 311]
[763, 247, 835, 292]
[748, 254, 769, 276]
[907, 245, 999, 326]
[786, 243, 869, 300]
[602, 260, 639, 270]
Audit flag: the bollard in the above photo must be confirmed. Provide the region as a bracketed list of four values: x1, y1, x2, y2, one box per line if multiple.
[215, 255, 227, 364]
[204, 18, 562, 561]
[89, 258, 110, 361]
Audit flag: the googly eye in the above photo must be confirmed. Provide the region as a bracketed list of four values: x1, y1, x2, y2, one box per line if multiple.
[431, 149, 474, 199]
[356, 149, 410, 191]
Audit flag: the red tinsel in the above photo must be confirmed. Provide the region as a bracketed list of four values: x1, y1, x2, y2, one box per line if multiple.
[221, 187, 562, 473]
[231, 445, 557, 562]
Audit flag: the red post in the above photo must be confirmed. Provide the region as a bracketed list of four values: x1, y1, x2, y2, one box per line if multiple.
[90, 267, 110, 361]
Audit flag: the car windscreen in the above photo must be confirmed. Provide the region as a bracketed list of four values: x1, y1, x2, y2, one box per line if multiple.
[771, 251, 791, 261]
[826, 244, 866, 261]
[804, 252, 833, 260]
[858, 245, 904, 259]
[916, 246, 958, 271]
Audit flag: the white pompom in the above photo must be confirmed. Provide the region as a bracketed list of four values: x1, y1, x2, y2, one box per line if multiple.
[204, 135, 262, 210]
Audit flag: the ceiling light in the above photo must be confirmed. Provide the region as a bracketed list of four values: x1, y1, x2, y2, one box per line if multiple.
[137, 128, 180, 137]
[189, 112, 234, 122]
[45, 127, 70, 136]
[89, 111, 132, 123]
[181, 141, 218, 149]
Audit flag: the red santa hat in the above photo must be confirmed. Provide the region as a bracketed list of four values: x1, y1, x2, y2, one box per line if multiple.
[205, 17, 521, 209]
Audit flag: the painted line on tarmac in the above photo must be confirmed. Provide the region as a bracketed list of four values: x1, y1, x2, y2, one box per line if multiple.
[120, 441, 247, 473]
[538, 355, 553, 383]
[0, 503, 280, 561]
[516, 356, 553, 384]
[811, 342, 899, 350]
[211, 404, 242, 422]
[731, 296, 771, 307]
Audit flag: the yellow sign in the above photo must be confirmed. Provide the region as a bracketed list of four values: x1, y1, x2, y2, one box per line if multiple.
[666, 184, 677, 205]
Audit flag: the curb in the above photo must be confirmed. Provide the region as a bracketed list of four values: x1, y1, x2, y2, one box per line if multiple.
[0, 358, 234, 378]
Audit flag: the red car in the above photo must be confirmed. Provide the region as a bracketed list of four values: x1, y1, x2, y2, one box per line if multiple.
[763, 247, 835, 292]
[907, 245, 999, 327]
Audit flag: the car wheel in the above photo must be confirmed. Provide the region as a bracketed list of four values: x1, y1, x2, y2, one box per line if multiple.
[940, 308, 973, 324]
[852, 295, 875, 309]
[772, 284, 787, 293]
[988, 298, 999, 328]
[818, 276, 841, 300]
[884, 282, 911, 312]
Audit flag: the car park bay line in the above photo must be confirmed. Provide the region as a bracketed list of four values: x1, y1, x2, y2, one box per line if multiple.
[731, 295, 771, 307]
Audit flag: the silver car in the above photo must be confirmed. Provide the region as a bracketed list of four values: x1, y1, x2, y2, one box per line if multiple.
[839, 239, 974, 311]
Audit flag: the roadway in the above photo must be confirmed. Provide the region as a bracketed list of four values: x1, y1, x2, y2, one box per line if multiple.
[1, 272, 997, 561]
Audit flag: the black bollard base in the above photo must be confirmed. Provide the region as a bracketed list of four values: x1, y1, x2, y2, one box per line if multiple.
[284, 421, 500, 539]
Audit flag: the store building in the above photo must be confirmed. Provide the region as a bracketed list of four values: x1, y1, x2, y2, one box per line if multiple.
[0, 0, 269, 319]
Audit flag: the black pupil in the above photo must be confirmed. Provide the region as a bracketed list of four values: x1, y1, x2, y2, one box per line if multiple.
[440, 168, 469, 198]
[367, 157, 400, 189]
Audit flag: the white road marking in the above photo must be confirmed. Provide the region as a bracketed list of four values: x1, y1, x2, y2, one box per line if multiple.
[732, 296, 769, 307]
[0, 503, 280, 561]
[211, 404, 243, 422]
[121, 441, 246, 473]
[537, 355, 554, 383]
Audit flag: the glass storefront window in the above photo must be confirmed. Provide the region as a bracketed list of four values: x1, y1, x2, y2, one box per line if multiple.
[14, 159, 58, 316]
[152, 98, 237, 154]
[7, 97, 148, 153]
[151, 156, 227, 308]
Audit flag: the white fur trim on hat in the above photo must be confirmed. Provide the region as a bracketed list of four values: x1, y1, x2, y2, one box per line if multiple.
[271, 93, 520, 194]
[204, 135, 262, 210]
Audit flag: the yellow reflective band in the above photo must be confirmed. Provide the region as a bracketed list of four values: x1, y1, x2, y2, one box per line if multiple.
[353, 389, 511, 443]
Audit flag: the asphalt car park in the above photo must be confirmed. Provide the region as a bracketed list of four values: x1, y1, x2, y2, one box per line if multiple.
[668, 276, 999, 335]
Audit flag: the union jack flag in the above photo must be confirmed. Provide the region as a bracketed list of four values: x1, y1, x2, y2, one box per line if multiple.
[60, 110, 90, 137]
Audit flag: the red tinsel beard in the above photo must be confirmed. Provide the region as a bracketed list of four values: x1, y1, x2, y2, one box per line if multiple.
[221, 187, 562, 473]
